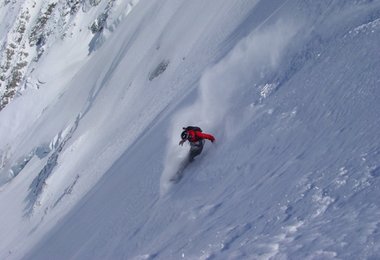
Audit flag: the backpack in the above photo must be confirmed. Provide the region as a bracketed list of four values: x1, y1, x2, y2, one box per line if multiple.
[184, 126, 202, 132]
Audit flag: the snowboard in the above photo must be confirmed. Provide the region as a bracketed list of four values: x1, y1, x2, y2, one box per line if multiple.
[169, 156, 192, 183]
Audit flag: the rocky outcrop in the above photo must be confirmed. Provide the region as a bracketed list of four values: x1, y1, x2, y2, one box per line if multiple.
[0, 0, 139, 111]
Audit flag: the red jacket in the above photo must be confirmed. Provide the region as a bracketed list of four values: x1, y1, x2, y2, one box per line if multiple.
[187, 130, 215, 143]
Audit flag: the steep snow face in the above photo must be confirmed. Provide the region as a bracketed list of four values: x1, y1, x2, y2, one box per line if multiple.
[0, 0, 139, 109]
[0, 0, 266, 258]
[1, 0, 380, 259]
[0, 0, 142, 182]
[160, 17, 302, 194]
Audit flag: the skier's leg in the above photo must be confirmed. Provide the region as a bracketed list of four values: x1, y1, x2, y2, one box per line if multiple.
[189, 148, 198, 162]
[189, 141, 204, 161]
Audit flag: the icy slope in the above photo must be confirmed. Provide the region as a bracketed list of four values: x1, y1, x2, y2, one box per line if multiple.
[1, 0, 380, 259]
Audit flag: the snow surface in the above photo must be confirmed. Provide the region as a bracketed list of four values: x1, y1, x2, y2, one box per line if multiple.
[1, 0, 380, 259]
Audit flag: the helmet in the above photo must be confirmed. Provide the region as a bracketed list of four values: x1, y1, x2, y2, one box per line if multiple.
[181, 130, 189, 140]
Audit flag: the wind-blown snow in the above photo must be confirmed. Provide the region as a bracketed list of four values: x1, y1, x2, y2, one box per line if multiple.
[161, 18, 301, 194]
[0, 0, 380, 259]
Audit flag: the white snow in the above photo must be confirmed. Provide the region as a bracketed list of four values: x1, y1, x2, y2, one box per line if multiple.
[0, 0, 380, 259]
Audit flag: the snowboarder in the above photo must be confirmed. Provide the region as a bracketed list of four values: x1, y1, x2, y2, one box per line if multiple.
[179, 126, 215, 161]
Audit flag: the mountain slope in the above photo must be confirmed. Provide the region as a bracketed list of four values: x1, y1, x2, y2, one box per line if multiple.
[1, 0, 380, 259]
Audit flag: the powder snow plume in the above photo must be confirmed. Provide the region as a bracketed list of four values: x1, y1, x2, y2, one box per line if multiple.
[160, 19, 302, 195]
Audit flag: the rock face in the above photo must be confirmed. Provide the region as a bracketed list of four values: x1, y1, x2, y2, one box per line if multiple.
[0, 0, 139, 110]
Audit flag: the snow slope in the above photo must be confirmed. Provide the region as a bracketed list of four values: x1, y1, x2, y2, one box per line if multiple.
[1, 0, 380, 259]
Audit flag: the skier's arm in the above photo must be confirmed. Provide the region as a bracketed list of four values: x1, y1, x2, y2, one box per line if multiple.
[196, 132, 215, 142]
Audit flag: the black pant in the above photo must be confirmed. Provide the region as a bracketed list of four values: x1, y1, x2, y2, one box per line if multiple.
[189, 140, 205, 160]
